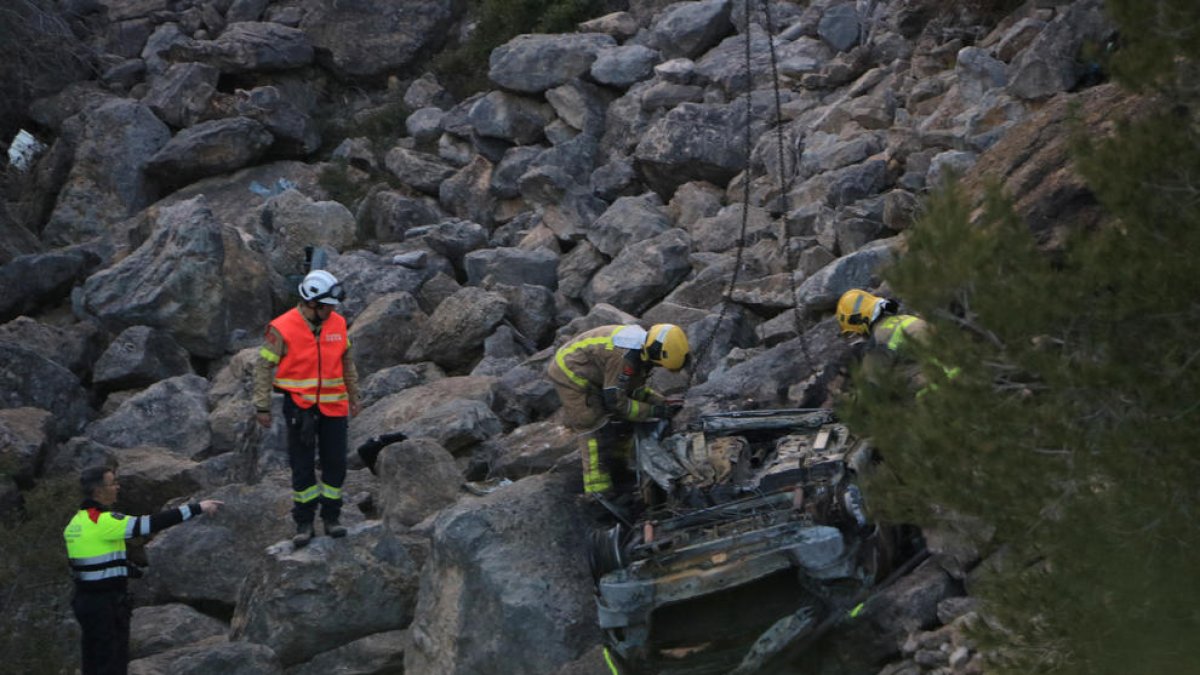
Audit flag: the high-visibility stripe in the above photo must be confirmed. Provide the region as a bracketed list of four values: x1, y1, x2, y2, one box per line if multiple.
[259, 347, 281, 364]
[293, 485, 320, 503]
[555, 326, 625, 388]
[320, 484, 342, 500]
[583, 437, 612, 493]
[603, 647, 620, 675]
[124, 515, 152, 538]
[877, 315, 918, 351]
[629, 399, 640, 418]
[73, 567, 129, 582]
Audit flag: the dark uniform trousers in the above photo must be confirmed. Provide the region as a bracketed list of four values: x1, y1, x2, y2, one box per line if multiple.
[283, 395, 348, 525]
[72, 588, 131, 675]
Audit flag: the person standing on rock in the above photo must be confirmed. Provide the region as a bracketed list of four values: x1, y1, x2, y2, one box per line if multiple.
[547, 324, 690, 508]
[254, 269, 361, 547]
[64, 465, 223, 675]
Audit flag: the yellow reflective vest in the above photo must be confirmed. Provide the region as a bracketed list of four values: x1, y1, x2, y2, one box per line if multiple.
[64, 501, 197, 590]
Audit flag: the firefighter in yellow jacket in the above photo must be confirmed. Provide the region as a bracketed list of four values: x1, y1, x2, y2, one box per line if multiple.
[64, 465, 222, 675]
[255, 269, 361, 546]
[547, 324, 690, 500]
[836, 289, 958, 392]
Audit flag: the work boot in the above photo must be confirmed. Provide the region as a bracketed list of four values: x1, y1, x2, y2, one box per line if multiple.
[323, 518, 347, 539]
[293, 522, 315, 547]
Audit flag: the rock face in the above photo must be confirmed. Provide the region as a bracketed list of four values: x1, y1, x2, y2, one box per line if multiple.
[1, 0, 1137, 671]
[404, 471, 597, 674]
[231, 521, 428, 666]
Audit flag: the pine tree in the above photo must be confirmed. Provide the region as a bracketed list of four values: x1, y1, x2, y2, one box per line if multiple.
[841, 1, 1200, 671]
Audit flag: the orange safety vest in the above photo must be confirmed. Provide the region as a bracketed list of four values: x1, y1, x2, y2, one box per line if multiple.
[269, 307, 350, 416]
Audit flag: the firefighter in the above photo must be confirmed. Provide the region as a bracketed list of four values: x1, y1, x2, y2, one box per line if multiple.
[835, 288, 957, 392]
[64, 465, 222, 675]
[255, 269, 361, 546]
[547, 323, 690, 503]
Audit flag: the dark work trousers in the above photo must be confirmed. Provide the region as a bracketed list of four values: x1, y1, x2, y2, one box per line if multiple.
[283, 395, 348, 525]
[72, 588, 131, 675]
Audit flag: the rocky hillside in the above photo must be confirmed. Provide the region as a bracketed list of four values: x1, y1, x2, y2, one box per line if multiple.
[0, 0, 1130, 672]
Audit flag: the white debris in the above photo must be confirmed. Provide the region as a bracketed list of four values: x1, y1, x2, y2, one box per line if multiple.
[7, 130, 46, 172]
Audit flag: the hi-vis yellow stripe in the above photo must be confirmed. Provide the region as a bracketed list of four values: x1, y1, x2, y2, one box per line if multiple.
[259, 347, 281, 364]
[555, 326, 624, 387]
[275, 377, 346, 388]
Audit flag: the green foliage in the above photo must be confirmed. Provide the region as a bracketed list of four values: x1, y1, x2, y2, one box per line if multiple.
[0, 475, 80, 674]
[841, 2, 1200, 671]
[432, 0, 609, 98]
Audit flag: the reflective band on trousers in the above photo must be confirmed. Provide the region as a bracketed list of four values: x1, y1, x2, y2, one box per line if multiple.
[321, 484, 342, 500]
[603, 647, 620, 675]
[293, 485, 321, 503]
[555, 326, 625, 388]
[583, 437, 612, 494]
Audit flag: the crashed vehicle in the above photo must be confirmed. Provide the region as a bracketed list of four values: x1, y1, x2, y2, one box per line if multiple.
[588, 409, 919, 674]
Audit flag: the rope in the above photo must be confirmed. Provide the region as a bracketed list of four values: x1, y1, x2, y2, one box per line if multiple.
[761, 0, 815, 377]
[687, 0, 756, 388]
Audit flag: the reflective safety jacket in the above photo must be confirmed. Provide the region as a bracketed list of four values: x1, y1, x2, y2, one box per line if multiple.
[63, 499, 201, 592]
[871, 314, 929, 353]
[265, 307, 351, 416]
[547, 324, 664, 423]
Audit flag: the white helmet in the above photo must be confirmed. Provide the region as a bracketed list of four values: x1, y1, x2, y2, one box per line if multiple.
[298, 270, 344, 305]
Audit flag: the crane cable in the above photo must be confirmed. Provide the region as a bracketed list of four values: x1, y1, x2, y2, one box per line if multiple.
[688, 0, 814, 389]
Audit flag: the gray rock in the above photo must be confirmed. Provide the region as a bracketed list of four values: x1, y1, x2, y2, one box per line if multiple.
[356, 189, 444, 243]
[383, 146, 456, 196]
[262, 189, 357, 280]
[93, 325, 193, 391]
[404, 287, 508, 371]
[300, 0, 458, 79]
[639, 81, 705, 111]
[1007, 0, 1113, 100]
[557, 240, 606, 300]
[348, 292, 428, 379]
[464, 247, 559, 290]
[287, 630, 408, 675]
[376, 436, 463, 528]
[405, 219, 489, 268]
[0, 408, 52, 485]
[130, 603, 228, 660]
[818, 2, 861, 52]
[85, 375, 212, 459]
[590, 44, 660, 88]
[141, 23, 188, 77]
[142, 62, 219, 129]
[403, 471, 596, 674]
[80, 196, 271, 359]
[168, 22, 314, 73]
[359, 362, 446, 409]
[469, 91, 553, 145]
[956, 46, 1007, 100]
[491, 358, 560, 427]
[233, 85, 320, 157]
[231, 521, 427, 666]
[351, 376, 497, 456]
[634, 101, 749, 199]
[585, 192, 672, 257]
[545, 79, 613, 136]
[439, 156, 498, 228]
[405, 72, 455, 111]
[795, 235, 899, 312]
[0, 245, 103, 322]
[688, 203, 774, 254]
[400, 398, 503, 457]
[488, 33, 617, 94]
[650, 0, 733, 60]
[43, 99, 171, 247]
[496, 283, 558, 348]
[590, 158, 639, 201]
[129, 639, 281, 675]
[491, 146, 545, 199]
[577, 11, 640, 41]
[481, 421, 576, 479]
[146, 117, 274, 187]
[585, 228, 692, 314]
[799, 129, 885, 180]
[406, 107, 446, 147]
[927, 149, 978, 188]
[226, 0, 268, 23]
[0, 317, 102, 380]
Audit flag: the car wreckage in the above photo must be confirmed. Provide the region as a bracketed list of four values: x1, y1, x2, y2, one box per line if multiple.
[587, 409, 922, 674]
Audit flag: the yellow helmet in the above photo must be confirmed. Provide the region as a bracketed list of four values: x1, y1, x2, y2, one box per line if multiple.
[644, 324, 690, 371]
[836, 289, 886, 335]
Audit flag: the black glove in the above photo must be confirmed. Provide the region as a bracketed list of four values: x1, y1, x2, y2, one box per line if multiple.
[650, 405, 672, 419]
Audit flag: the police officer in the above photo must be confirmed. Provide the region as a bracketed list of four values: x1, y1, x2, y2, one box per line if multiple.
[254, 269, 361, 546]
[63, 466, 222, 675]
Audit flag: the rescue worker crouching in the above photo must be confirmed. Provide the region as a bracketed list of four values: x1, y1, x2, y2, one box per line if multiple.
[63, 466, 222, 675]
[835, 288, 959, 395]
[547, 323, 690, 509]
[255, 269, 362, 547]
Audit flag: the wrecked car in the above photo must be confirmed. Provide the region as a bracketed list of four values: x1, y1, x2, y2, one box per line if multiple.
[588, 409, 920, 674]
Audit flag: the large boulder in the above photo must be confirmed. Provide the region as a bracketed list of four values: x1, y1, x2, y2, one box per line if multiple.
[142, 62, 219, 129]
[404, 471, 597, 674]
[130, 603, 228, 660]
[300, 0, 459, 79]
[93, 325, 193, 392]
[347, 292, 428, 379]
[0, 316, 103, 379]
[129, 640, 281, 675]
[167, 22, 314, 73]
[0, 408, 53, 486]
[634, 102, 750, 199]
[585, 228, 692, 315]
[42, 99, 171, 247]
[231, 521, 429, 666]
[649, 0, 733, 60]
[78, 196, 254, 359]
[488, 33, 617, 94]
[0, 342, 91, 440]
[376, 437, 463, 528]
[584, 193, 672, 257]
[351, 376, 497, 452]
[468, 91, 554, 145]
[404, 287, 508, 372]
[85, 375, 212, 460]
[145, 117, 274, 188]
[463, 247, 559, 290]
[261, 189, 357, 280]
